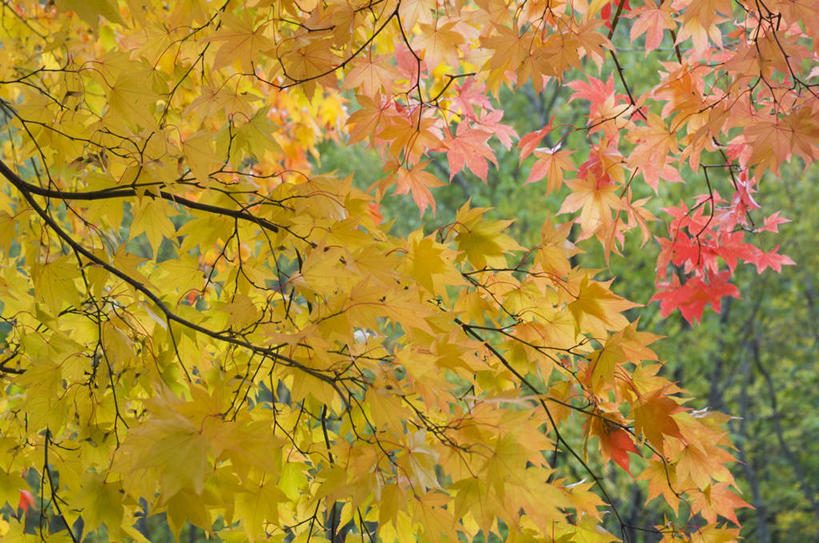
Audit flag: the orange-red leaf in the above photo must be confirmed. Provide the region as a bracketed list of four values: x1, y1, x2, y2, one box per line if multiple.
[444, 125, 497, 182]
[525, 147, 575, 193]
[395, 164, 445, 215]
[633, 390, 683, 451]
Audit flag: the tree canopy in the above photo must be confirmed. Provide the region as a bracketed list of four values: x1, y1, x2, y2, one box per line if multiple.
[0, 0, 815, 542]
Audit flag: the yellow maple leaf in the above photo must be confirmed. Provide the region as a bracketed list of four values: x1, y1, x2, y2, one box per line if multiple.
[559, 177, 624, 239]
[568, 276, 637, 334]
[209, 12, 275, 72]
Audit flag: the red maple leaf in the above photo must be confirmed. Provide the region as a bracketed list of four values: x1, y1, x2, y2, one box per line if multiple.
[601, 0, 632, 30]
[567, 75, 616, 110]
[518, 121, 553, 161]
[18, 489, 35, 514]
[750, 245, 795, 273]
[758, 211, 790, 233]
[604, 428, 641, 474]
[652, 272, 740, 324]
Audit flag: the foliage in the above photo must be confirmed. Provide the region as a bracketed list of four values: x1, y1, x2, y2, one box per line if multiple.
[0, 1, 815, 542]
[647, 165, 819, 542]
[319, 73, 819, 542]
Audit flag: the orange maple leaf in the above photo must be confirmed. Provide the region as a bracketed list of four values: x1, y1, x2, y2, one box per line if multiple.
[443, 125, 497, 182]
[525, 147, 575, 193]
[690, 481, 751, 526]
[589, 411, 641, 474]
[344, 55, 401, 96]
[675, 0, 729, 56]
[633, 390, 684, 451]
[413, 20, 464, 68]
[628, 1, 675, 54]
[347, 93, 392, 145]
[395, 163, 445, 215]
[559, 177, 624, 238]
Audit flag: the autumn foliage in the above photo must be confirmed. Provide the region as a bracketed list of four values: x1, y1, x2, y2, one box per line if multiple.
[0, 0, 815, 541]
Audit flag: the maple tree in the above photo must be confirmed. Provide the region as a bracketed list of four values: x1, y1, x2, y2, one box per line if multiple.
[0, 0, 815, 542]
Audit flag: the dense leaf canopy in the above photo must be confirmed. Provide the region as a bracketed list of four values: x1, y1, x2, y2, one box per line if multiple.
[0, 0, 815, 542]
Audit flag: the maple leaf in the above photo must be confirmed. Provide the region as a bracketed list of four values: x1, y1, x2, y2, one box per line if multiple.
[398, 0, 435, 29]
[129, 198, 178, 252]
[751, 245, 796, 273]
[483, 24, 528, 78]
[453, 203, 524, 269]
[786, 105, 819, 165]
[518, 122, 553, 161]
[602, 427, 640, 474]
[628, 1, 675, 53]
[525, 146, 575, 193]
[739, 112, 817, 175]
[689, 482, 752, 526]
[638, 159, 684, 193]
[535, 218, 580, 278]
[347, 93, 392, 145]
[402, 230, 463, 298]
[587, 406, 640, 475]
[208, 13, 274, 72]
[451, 477, 497, 532]
[624, 194, 659, 245]
[574, 19, 613, 67]
[378, 110, 442, 166]
[674, 442, 733, 490]
[344, 55, 401, 96]
[17, 489, 35, 514]
[568, 276, 638, 334]
[413, 20, 464, 68]
[758, 211, 790, 233]
[639, 458, 681, 512]
[652, 272, 741, 324]
[587, 341, 625, 391]
[633, 389, 684, 451]
[628, 114, 679, 175]
[75, 474, 124, 537]
[394, 163, 446, 215]
[450, 79, 493, 120]
[105, 66, 160, 130]
[443, 124, 497, 182]
[567, 75, 617, 114]
[675, 0, 730, 56]
[559, 177, 624, 238]
[281, 37, 338, 92]
[476, 109, 517, 150]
